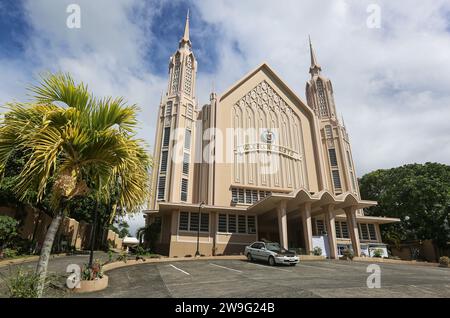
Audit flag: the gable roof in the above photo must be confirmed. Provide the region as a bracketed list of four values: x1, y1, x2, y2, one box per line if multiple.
[219, 62, 314, 117]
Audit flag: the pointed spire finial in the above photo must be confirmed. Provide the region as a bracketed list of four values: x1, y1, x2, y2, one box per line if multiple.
[183, 9, 190, 42]
[308, 35, 321, 76]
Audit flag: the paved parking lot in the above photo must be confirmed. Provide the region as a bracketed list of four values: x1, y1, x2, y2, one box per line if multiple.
[72, 259, 450, 298]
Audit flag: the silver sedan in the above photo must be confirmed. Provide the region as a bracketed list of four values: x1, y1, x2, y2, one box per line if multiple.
[244, 241, 299, 266]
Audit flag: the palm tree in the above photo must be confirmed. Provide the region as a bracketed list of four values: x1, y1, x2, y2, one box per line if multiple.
[0, 73, 151, 297]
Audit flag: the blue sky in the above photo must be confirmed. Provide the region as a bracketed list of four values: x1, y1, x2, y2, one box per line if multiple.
[1, 0, 450, 234]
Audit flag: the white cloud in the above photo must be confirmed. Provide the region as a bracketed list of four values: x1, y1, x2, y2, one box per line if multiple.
[192, 0, 450, 175]
[1, 0, 450, 232]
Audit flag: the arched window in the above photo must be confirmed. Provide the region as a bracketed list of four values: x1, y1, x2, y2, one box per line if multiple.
[316, 79, 328, 117]
[171, 56, 181, 93]
[184, 55, 193, 95]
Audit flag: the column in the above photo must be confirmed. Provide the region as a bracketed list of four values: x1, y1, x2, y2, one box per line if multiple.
[210, 211, 217, 256]
[345, 206, 361, 257]
[301, 202, 313, 255]
[277, 201, 288, 250]
[323, 204, 337, 259]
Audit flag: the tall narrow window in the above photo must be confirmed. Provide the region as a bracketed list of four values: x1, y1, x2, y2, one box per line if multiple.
[171, 58, 180, 93]
[316, 219, 325, 235]
[200, 213, 209, 232]
[163, 127, 170, 147]
[247, 216, 256, 234]
[316, 79, 329, 117]
[346, 150, 353, 168]
[332, 170, 342, 189]
[238, 215, 246, 233]
[184, 56, 193, 95]
[231, 188, 238, 203]
[341, 221, 349, 238]
[160, 151, 168, 173]
[328, 149, 338, 167]
[186, 104, 193, 119]
[218, 214, 227, 232]
[165, 101, 172, 117]
[238, 189, 245, 203]
[251, 190, 258, 203]
[325, 125, 333, 139]
[228, 215, 237, 233]
[179, 212, 189, 231]
[189, 213, 199, 231]
[157, 176, 166, 200]
[245, 190, 252, 204]
[182, 152, 189, 175]
[359, 223, 370, 240]
[368, 224, 377, 240]
[335, 221, 342, 238]
[181, 178, 188, 201]
[350, 171, 356, 191]
[184, 129, 191, 150]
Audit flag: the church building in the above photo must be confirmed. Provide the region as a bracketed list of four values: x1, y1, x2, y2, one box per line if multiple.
[145, 12, 399, 259]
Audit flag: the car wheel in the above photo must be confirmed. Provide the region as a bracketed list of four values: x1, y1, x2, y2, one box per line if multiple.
[268, 256, 275, 266]
[247, 253, 253, 262]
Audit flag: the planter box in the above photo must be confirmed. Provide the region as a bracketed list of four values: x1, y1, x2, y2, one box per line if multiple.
[299, 255, 326, 261]
[73, 275, 108, 293]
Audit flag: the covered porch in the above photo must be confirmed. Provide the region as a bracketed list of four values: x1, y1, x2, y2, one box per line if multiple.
[248, 188, 399, 259]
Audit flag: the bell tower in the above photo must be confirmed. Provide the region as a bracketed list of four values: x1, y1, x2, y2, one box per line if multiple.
[305, 37, 360, 200]
[149, 10, 198, 210]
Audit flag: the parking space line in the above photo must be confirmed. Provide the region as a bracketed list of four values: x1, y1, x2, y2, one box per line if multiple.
[168, 264, 190, 275]
[209, 263, 243, 273]
[247, 262, 292, 272]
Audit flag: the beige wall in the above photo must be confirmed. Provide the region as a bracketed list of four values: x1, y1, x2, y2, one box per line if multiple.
[212, 65, 322, 208]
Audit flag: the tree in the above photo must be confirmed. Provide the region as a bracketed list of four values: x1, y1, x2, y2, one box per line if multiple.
[110, 219, 130, 239]
[0, 73, 151, 297]
[136, 220, 161, 251]
[0, 215, 19, 256]
[359, 163, 450, 249]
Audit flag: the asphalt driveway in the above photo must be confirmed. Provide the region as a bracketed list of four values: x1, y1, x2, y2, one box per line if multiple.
[70, 259, 450, 298]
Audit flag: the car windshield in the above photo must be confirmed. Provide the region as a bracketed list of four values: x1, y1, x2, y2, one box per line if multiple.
[265, 243, 282, 252]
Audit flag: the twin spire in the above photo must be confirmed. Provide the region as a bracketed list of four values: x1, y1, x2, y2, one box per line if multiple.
[178, 12, 322, 78]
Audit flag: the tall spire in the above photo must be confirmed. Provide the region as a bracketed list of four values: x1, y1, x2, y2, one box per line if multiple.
[183, 9, 190, 41]
[308, 35, 321, 76]
[179, 10, 191, 48]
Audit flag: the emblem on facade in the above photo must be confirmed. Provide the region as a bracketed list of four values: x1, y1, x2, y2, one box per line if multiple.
[261, 129, 275, 144]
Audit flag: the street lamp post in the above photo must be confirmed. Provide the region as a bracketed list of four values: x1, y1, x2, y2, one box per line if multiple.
[195, 201, 205, 257]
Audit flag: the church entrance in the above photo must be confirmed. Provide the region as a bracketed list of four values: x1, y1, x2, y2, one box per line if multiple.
[257, 210, 307, 254]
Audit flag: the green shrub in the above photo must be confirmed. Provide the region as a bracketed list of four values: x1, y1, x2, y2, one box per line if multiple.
[107, 250, 114, 263]
[1, 267, 39, 298]
[373, 249, 383, 258]
[439, 256, 449, 267]
[81, 259, 104, 281]
[2, 248, 17, 258]
[312, 247, 322, 256]
[0, 216, 19, 256]
[116, 252, 128, 263]
[342, 248, 354, 260]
